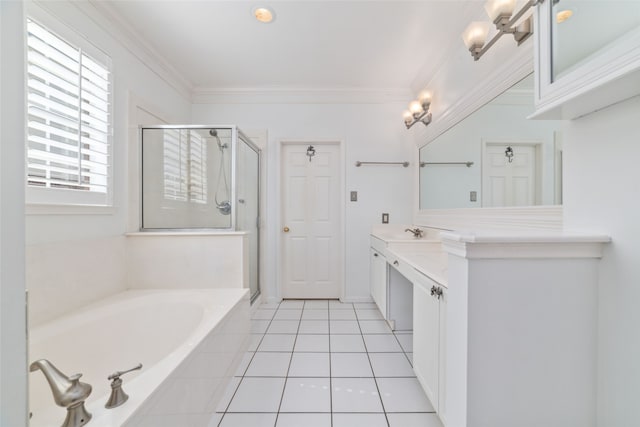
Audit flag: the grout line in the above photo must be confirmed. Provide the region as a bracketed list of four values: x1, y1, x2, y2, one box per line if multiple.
[354, 305, 392, 427]
[218, 301, 282, 426]
[273, 301, 303, 426]
[391, 330, 414, 368]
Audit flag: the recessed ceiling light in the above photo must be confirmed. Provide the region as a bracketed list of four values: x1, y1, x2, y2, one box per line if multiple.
[253, 7, 274, 23]
[556, 9, 573, 24]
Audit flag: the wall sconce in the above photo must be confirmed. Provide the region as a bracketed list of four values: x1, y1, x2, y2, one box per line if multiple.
[403, 91, 432, 129]
[462, 0, 542, 61]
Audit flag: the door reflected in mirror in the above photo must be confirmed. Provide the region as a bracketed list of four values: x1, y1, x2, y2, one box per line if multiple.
[419, 74, 565, 210]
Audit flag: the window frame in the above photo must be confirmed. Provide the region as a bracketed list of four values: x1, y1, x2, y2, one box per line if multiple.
[25, 8, 114, 210]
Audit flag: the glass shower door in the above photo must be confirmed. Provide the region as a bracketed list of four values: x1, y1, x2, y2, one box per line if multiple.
[236, 133, 260, 301]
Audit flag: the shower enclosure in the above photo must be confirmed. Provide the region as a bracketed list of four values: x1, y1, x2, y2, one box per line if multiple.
[141, 125, 261, 300]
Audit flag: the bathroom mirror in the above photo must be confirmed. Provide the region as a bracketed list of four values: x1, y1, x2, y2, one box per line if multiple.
[419, 74, 564, 210]
[551, 1, 640, 82]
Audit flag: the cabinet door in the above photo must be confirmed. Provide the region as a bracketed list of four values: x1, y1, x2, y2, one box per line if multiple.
[438, 287, 447, 424]
[413, 280, 439, 409]
[370, 248, 387, 316]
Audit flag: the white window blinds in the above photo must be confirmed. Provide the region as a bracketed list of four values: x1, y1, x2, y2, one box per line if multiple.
[26, 19, 111, 196]
[163, 130, 208, 204]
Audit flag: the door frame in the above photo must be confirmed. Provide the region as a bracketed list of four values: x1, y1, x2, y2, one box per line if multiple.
[481, 139, 543, 207]
[276, 139, 346, 301]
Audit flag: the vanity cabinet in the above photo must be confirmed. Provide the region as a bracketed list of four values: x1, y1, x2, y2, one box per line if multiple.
[533, 0, 640, 119]
[369, 247, 387, 316]
[441, 232, 609, 427]
[413, 274, 447, 420]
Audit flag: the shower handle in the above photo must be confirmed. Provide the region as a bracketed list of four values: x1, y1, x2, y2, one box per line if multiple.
[283, 226, 290, 233]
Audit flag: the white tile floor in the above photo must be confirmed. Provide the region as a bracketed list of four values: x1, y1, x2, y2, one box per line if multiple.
[212, 300, 444, 427]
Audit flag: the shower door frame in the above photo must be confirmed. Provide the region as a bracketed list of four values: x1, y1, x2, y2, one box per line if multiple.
[139, 124, 242, 231]
[237, 129, 262, 303]
[139, 125, 262, 301]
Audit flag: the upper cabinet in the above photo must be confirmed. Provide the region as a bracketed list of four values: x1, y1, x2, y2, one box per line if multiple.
[533, 0, 640, 119]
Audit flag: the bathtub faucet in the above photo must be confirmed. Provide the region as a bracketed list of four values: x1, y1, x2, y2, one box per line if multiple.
[105, 363, 143, 409]
[29, 359, 92, 427]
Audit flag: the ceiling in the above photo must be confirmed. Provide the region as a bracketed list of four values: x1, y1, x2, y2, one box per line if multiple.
[103, 1, 479, 93]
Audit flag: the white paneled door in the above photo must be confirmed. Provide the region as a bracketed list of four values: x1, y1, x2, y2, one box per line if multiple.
[281, 143, 342, 299]
[482, 143, 537, 207]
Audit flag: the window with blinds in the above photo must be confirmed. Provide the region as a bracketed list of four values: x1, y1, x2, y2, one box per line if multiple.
[163, 130, 208, 204]
[26, 19, 111, 203]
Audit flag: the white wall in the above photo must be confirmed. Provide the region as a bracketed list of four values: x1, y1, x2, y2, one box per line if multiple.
[562, 95, 640, 427]
[24, 1, 192, 324]
[126, 234, 248, 290]
[0, 1, 28, 425]
[192, 101, 415, 301]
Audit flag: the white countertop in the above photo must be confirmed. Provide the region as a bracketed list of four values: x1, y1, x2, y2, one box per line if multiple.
[387, 243, 448, 286]
[371, 225, 449, 287]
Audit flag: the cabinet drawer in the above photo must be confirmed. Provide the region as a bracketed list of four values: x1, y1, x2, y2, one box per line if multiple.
[388, 257, 415, 283]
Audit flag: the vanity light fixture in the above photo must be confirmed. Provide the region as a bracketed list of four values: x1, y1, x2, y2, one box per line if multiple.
[403, 91, 432, 129]
[463, 0, 542, 61]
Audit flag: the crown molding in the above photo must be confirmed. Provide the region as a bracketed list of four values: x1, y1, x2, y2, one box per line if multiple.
[192, 87, 413, 105]
[69, 0, 194, 101]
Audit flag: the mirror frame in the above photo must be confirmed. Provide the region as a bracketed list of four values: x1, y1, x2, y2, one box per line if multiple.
[414, 46, 563, 231]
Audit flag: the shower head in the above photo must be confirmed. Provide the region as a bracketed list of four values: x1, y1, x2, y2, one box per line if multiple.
[209, 129, 228, 150]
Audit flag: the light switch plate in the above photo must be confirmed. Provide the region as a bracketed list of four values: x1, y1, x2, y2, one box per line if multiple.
[470, 191, 477, 202]
[350, 191, 358, 202]
[382, 213, 389, 224]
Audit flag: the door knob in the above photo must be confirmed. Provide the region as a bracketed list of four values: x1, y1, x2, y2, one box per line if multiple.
[283, 226, 290, 232]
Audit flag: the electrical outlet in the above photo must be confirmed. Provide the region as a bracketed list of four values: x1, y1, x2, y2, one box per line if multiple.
[350, 191, 358, 202]
[382, 213, 389, 224]
[470, 191, 477, 202]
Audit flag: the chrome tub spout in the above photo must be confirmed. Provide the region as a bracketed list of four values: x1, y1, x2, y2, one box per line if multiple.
[30, 359, 92, 427]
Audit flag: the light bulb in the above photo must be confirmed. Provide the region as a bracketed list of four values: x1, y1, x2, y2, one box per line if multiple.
[462, 22, 491, 50]
[556, 9, 573, 23]
[484, 0, 516, 22]
[253, 7, 274, 23]
[409, 100, 423, 117]
[418, 91, 432, 109]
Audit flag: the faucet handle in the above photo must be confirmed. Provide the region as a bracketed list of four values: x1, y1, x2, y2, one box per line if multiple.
[105, 363, 142, 409]
[107, 363, 142, 381]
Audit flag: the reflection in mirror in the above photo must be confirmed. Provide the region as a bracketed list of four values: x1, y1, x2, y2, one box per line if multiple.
[551, 0, 640, 81]
[419, 74, 564, 210]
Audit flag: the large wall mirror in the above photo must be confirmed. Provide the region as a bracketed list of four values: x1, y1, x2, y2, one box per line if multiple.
[419, 74, 564, 210]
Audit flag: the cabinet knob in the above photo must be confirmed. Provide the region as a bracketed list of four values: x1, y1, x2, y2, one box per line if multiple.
[430, 286, 436, 296]
[374, 253, 378, 257]
[393, 260, 399, 266]
[283, 226, 290, 232]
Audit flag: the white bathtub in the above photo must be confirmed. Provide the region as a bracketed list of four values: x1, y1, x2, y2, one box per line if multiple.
[29, 289, 250, 427]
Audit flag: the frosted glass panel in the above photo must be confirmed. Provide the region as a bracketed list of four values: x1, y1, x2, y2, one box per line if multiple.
[142, 127, 232, 229]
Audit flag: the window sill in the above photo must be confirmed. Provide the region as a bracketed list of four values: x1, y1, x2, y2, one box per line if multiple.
[26, 203, 116, 216]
